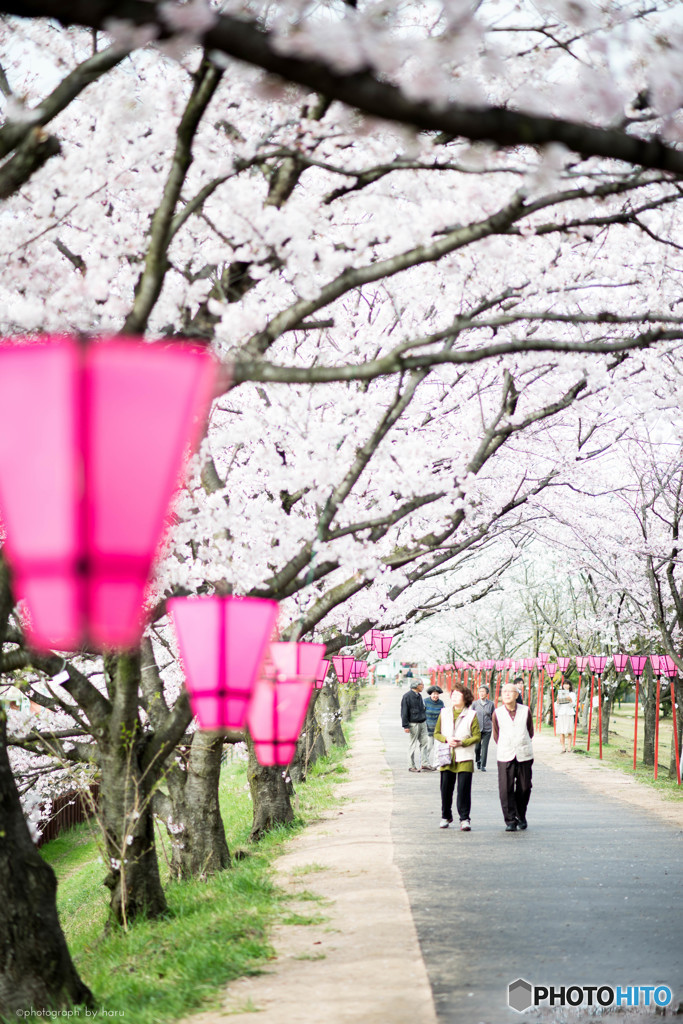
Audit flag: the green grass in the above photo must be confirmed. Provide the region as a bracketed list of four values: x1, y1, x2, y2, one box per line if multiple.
[38, 720, 359, 1024]
[570, 706, 683, 798]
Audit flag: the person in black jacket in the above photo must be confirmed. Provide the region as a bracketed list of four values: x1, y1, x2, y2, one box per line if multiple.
[400, 680, 432, 772]
[472, 684, 495, 771]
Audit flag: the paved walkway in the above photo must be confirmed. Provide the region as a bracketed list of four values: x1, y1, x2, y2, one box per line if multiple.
[380, 687, 683, 1023]
[188, 684, 683, 1024]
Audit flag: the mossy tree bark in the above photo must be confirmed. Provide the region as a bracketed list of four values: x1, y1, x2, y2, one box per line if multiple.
[155, 730, 231, 880]
[0, 712, 94, 1017]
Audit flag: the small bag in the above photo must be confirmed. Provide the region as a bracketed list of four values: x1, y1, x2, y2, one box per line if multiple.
[434, 707, 454, 767]
[434, 740, 452, 767]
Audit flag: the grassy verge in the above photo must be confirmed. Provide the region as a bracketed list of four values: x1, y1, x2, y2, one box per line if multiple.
[570, 706, 683, 799]
[39, 693, 368, 1024]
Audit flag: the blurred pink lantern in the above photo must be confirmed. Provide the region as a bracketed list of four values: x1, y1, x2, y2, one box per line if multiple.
[588, 656, 607, 675]
[169, 595, 278, 731]
[629, 655, 647, 677]
[495, 660, 506, 671]
[537, 652, 550, 667]
[315, 660, 331, 689]
[650, 654, 662, 676]
[363, 629, 381, 651]
[556, 657, 570, 672]
[546, 662, 557, 676]
[522, 658, 535, 671]
[270, 641, 326, 683]
[0, 336, 216, 651]
[612, 653, 628, 673]
[376, 634, 393, 658]
[332, 655, 355, 683]
[575, 657, 589, 672]
[247, 647, 317, 766]
[660, 655, 677, 678]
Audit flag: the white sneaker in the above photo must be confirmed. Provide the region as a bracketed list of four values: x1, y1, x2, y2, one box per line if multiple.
[460, 820, 471, 831]
[439, 818, 450, 828]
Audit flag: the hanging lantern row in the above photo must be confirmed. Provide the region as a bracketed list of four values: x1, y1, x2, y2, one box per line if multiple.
[169, 596, 333, 767]
[363, 629, 393, 658]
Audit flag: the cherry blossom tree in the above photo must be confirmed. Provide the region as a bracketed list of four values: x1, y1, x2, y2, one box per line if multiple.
[3, 0, 683, 1008]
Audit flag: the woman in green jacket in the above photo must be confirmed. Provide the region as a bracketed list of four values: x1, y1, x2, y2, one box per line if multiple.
[434, 683, 481, 831]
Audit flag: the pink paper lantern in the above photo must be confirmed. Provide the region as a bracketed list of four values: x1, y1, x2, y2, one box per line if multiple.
[660, 655, 677, 678]
[350, 659, 367, 679]
[588, 655, 607, 675]
[0, 336, 216, 651]
[612, 653, 628, 673]
[270, 641, 325, 683]
[169, 595, 279, 731]
[629, 655, 647, 677]
[247, 665, 314, 767]
[315, 660, 331, 689]
[650, 654, 661, 677]
[575, 657, 589, 672]
[363, 629, 381, 651]
[522, 658, 535, 671]
[495, 660, 506, 671]
[376, 634, 393, 658]
[556, 657, 570, 672]
[332, 655, 355, 683]
[537, 652, 550, 666]
[546, 662, 557, 676]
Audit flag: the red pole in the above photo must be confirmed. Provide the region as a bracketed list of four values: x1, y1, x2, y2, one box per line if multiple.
[587, 673, 595, 752]
[537, 668, 545, 731]
[598, 676, 603, 759]
[551, 675, 557, 734]
[494, 673, 502, 707]
[572, 674, 582, 747]
[633, 677, 639, 770]
[671, 679, 681, 786]
[654, 674, 661, 781]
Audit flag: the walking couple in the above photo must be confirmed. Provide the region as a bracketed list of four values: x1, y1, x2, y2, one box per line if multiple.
[434, 681, 534, 833]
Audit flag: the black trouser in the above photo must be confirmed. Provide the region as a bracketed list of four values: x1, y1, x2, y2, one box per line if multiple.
[497, 757, 533, 825]
[475, 730, 492, 769]
[440, 769, 472, 822]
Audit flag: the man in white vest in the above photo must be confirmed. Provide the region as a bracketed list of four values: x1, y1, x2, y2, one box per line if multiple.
[492, 682, 535, 832]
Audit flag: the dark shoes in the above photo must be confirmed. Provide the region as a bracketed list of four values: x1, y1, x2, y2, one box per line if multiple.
[505, 822, 518, 832]
[481, 767, 487, 772]
[517, 816, 528, 830]
[408, 767, 420, 772]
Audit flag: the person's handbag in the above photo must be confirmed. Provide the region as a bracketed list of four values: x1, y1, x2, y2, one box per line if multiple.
[434, 706, 453, 766]
[434, 740, 452, 767]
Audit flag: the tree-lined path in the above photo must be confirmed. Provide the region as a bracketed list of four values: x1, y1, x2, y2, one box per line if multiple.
[380, 686, 683, 1023]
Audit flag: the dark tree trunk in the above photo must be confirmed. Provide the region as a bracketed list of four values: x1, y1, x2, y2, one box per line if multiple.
[98, 653, 166, 927]
[600, 680, 615, 744]
[338, 681, 359, 721]
[642, 668, 656, 767]
[158, 731, 231, 880]
[316, 683, 347, 753]
[246, 736, 294, 840]
[0, 712, 94, 1016]
[669, 679, 683, 780]
[289, 692, 331, 782]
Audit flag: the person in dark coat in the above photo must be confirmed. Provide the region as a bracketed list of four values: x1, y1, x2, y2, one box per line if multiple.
[424, 684, 445, 769]
[400, 680, 431, 772]
[472, 684, 495, 771]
